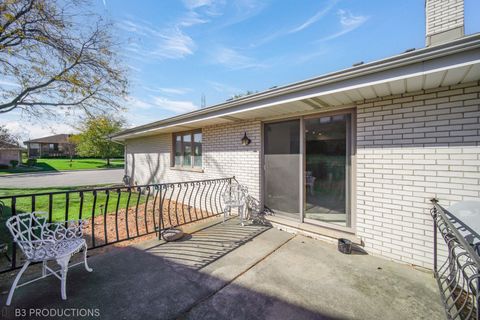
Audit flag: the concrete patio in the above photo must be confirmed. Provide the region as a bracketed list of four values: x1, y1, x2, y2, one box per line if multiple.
[0, 218, 443, 320]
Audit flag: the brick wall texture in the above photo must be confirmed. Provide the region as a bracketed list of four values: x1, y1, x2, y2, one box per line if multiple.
[125, 120, 262, 200]
[426, 0, 464, 36]
[356, 81, 480, 267]
[125, 81, 480, 268]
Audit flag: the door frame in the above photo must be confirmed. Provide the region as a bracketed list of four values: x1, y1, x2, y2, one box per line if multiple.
[262, 108, 357, 234]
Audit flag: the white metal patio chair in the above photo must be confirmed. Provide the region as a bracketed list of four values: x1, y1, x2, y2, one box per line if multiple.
[222, 183, 248, 226]
[5, 212, 92, 306]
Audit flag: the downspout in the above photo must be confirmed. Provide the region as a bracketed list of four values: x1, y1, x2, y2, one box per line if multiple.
[123, 140, 127, 183]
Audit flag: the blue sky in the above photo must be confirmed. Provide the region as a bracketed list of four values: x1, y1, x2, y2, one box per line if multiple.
[2, 0, 480, 140]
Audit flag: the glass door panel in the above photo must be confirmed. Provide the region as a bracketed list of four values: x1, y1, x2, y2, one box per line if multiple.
[264, 120, 301, 219]
[182, 134, 192, 166]
[304, 114, 351, 227]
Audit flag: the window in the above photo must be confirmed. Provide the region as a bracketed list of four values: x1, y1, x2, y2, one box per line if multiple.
[173, 130, 202, 168]
[193, 132, 202, 167]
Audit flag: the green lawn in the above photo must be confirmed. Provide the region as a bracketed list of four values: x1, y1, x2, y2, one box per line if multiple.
[0, 186, 146, 245]
[0, 185, 144, 221]
[0, 158, 124, 175]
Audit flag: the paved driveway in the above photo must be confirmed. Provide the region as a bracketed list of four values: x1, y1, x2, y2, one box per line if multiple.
[0, 169, 124, 188]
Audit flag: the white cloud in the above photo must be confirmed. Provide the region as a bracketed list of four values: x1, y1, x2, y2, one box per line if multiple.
[225, 0, 267, 26]
[125, 95, 198, 114]
[251, 0, 337, 47]
[178, 11, 209, 27]
[212, 47, 264, 70]
[123, 113, 158, 128]
[151, 27, 195, 59]
[293, 49, 329, 65]
[117, 1, 267, 64]
[249, 30, 284, 47]
[320, 9, 369, 41]
[162, 88, 190, 95]
[207, 81, 242, 95]
[339, 9, 368, 28]
[126, 64, 141, 72]
[117, 20, 196, 60]
[182, 0, 215, 10]
[289, 0, 338, 34]
[152, 96, 199, 113]
[143, 86, 190, 95]
[182, 0, 225, 17]
[125, 96, 152, 110]
[118, 19, 154, 37]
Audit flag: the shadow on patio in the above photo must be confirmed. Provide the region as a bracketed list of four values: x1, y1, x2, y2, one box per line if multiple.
[0, 218, 443, 320]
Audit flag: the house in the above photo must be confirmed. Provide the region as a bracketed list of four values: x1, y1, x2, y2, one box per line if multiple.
[24, 134, 76, 158]
[0, 142, 23, 167]
[112, 0, 480, 269]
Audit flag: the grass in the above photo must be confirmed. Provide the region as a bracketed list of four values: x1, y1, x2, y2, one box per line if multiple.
[0, 186, 145, 221]
[0, 158, 124, 175]
[0, 186, 146, 246]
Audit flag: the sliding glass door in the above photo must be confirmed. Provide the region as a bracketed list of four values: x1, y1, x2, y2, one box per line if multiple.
[264, 120, 301, 219]
[304, 114, 351, 227]
[263, 111, 353, 229]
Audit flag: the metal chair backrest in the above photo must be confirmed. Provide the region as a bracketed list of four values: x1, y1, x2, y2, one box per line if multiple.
[5, 212, 49, 255]
[223, 183, 248, 206]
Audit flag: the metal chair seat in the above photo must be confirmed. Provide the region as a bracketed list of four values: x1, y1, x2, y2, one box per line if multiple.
[5, 212, 93, 306]
[222, 183, 249, 225]
[27, 238, 86, 262]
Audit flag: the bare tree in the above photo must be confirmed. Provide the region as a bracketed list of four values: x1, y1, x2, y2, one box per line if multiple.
[0, 0, 128, 118]
[0, 125, 19, 147]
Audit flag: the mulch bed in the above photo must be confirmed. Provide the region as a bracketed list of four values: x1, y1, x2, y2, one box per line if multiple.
[82, 199, 217, 250]
[84, 200, 218, 251]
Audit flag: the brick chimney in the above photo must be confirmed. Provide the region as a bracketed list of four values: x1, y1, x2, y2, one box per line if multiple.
[425, 0, 464, 46]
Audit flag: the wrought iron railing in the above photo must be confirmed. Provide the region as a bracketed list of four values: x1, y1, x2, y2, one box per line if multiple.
[0, 177, 233, 273]
[431, 199, 480, 320]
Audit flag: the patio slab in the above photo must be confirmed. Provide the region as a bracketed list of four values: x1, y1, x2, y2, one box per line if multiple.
[188, 235, 443, 320]
[0, 219, 443, 320]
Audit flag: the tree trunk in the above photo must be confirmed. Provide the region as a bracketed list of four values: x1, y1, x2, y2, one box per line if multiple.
[107, 157, 110, 166]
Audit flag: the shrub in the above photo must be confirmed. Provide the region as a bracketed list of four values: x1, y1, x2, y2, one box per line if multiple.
[9, 160, 19, 168]
[26, 158, 37, 167]
[0, 164, 9, 169]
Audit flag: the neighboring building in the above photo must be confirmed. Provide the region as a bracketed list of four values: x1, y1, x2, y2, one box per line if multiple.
[112, 0, 480, 268]
[24, 134, 76, 158]
[0, 142, 23, 167]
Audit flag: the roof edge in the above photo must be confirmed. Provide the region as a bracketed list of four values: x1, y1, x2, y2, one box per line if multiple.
[113, 33, 480, 140]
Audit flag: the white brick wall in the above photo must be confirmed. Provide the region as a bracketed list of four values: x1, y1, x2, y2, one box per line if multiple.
[425, 0, 464, 45]
[356, 81, 480, 268]
[426, 0, 464, 35]
[125, 120, 262, 199]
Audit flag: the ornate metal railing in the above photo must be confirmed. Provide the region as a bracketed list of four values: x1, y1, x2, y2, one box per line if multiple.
[0, 177, 233, 273]
[431, 199, 480, 320]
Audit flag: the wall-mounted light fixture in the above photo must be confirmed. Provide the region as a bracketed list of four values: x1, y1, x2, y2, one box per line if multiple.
[241, 132, 251, 146]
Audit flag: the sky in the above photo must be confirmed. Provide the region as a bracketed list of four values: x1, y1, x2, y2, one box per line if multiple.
[2, 0, 480, 143]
